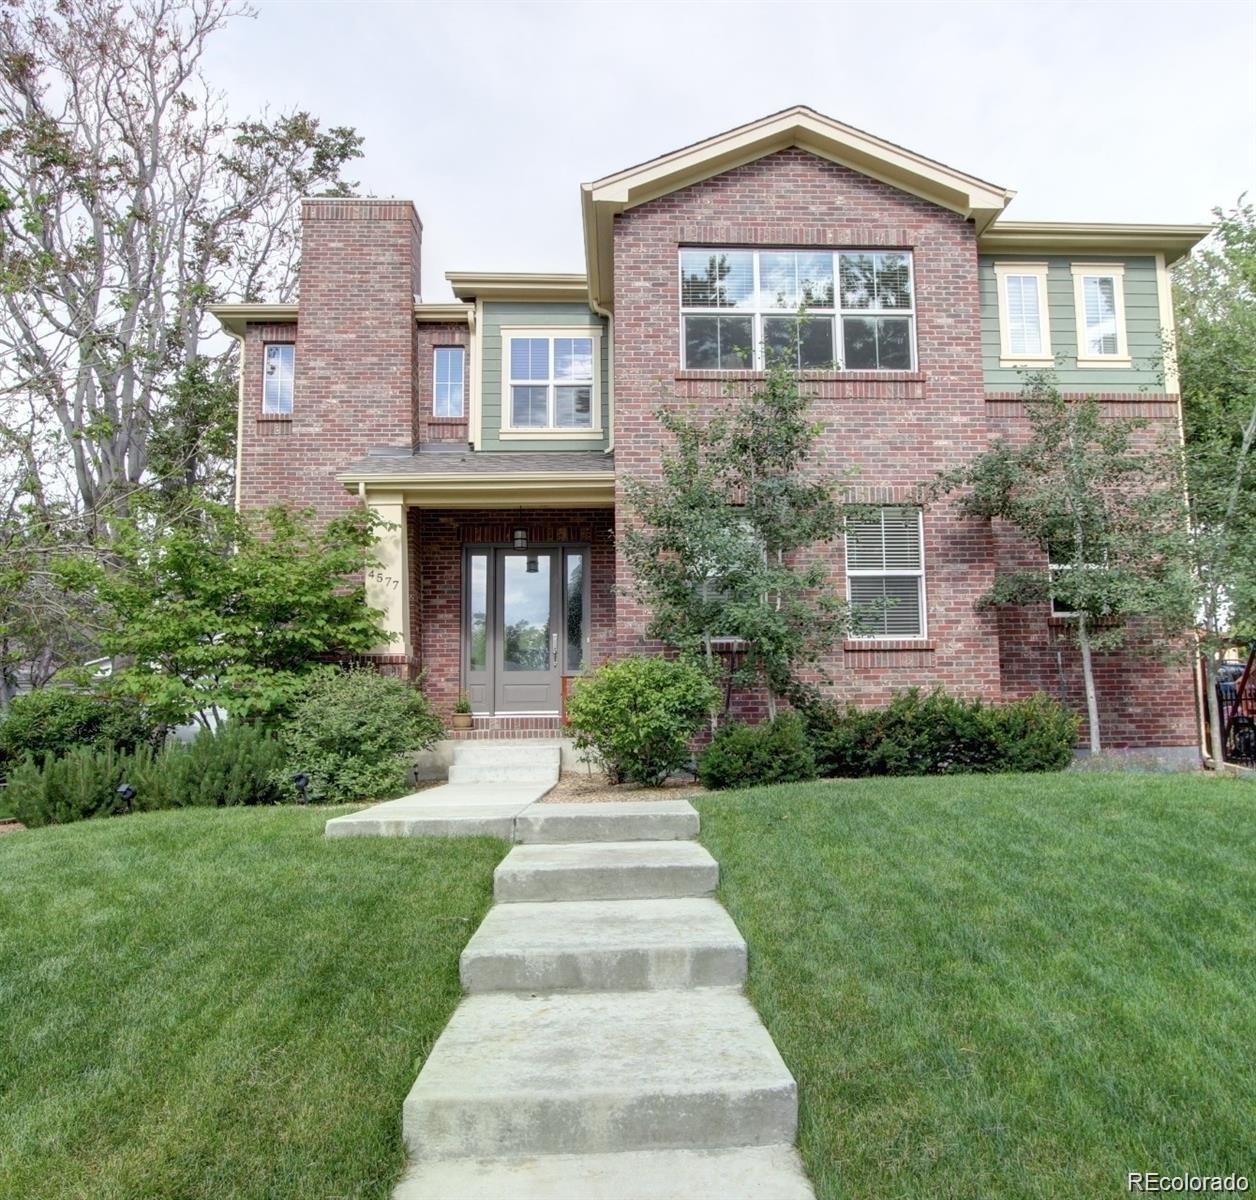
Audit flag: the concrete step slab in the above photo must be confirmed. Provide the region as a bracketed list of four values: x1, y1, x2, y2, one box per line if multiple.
[395, 1143, 815, 1199]
[514, 799, 699, 844]
[403, 988, 796, 1160]
[323, 786, 544, 839]
[453, 743, 562, 767]
[448, 763, 559, 785]
[495, 841, 719, 902]
[460, 898, 746, 992]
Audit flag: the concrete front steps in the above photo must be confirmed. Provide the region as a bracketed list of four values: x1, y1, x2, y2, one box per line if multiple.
[460, 898, 747, 992]
[494, 840, 719, 902]
[446, 742, 561, 786]
[391, 795, 815, 1199]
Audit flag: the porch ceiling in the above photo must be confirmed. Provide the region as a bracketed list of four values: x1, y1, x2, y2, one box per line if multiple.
[337, 449, 615, 509]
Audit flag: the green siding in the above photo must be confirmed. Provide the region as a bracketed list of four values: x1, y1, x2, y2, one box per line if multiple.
[979, 255, 1166, 392]
[480, 301, 610, 451]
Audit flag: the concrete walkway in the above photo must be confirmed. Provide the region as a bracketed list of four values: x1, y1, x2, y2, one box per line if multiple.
[325, 742, 815, 1198]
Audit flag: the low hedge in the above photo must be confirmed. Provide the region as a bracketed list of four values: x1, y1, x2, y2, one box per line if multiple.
[803, 688, 1079, 779]
[698, 712, 817, 790]
[0, 688, 156, 770]
[8, 724, 287, 828]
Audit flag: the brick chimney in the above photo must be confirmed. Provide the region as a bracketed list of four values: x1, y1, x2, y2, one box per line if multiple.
[237, 198, 422, 523]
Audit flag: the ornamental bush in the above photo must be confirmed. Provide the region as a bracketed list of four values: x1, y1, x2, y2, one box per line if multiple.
[697, 712, 817, 791]
[8, 724, 289, 827]
[0, 688, 155, 769]
[803, 688, 1079, 777]
[275, 669, 443, 804]
[565, 655, 720, 786]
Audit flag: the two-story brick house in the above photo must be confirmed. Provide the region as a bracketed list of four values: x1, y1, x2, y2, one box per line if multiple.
[211, 107, 1208, 757]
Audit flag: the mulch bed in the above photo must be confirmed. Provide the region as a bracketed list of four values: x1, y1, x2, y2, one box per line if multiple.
[540, 772, 705, 804]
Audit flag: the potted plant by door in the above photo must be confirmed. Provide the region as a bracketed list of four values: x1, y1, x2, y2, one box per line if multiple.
[451, 694, 473, 731]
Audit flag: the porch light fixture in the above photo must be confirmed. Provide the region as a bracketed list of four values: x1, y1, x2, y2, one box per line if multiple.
[526, 555, 539, 574]
[512, 528, 528, 550]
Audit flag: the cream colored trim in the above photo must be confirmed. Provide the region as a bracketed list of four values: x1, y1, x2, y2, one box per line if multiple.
[1071, 263, 1130, 366]
[980, 222, 1210, 265]
[446, 272, 588, 303]
[583, 105, 1013, 311]
[1155, 251, 1181, 392]
[341, 473, 615, 510]
[208, 303, 298, 338]
[414, 302, 473, 324]
[219, 325, 246, 512]
[993, 261, 1053, 367]
[364, 493, 409, 655]
[499, 325, 604, 436]
[470, 298, 484, 449]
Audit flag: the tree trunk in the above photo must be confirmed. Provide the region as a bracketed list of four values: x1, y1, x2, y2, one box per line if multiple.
[1203, 652, 1227, 770]
[1076, 613, 1102, 755]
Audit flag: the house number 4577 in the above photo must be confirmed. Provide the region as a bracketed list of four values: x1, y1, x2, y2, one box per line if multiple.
[368, 570, 400, 591]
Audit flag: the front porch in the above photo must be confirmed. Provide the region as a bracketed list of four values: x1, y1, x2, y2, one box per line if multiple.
[341, 445, 616, 720]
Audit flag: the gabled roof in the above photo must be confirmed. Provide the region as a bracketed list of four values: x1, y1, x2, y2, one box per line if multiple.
[581, 105, 1016, 311]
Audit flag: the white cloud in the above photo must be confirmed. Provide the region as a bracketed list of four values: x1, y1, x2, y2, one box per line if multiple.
[205, 0, 1256, 300]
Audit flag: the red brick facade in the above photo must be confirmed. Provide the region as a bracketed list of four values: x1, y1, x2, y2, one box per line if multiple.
[229, 151, 1199, 751]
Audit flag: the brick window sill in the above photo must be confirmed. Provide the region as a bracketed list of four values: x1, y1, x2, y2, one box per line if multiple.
[676, 370, 927, 384]
[427, 416, 467, 425]
[844, 639, 936, 652]
[256, 413, 292, 424]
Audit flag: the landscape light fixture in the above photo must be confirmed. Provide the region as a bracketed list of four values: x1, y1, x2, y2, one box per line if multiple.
[292, 771, 310, 803]
[116, 782, 136, 811]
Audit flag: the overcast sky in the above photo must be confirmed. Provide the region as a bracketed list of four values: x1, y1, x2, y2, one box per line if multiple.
[205, 0, 1256, 301]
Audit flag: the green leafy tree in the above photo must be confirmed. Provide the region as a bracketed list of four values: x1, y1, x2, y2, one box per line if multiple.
[622, 364, 854, 715]
[93, 504, 390, 728]
[935, 376, 1194, 754]
[1171, 200, 1256, 765]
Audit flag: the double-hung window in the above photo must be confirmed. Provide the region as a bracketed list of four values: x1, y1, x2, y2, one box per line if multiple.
[262, 343, 294, 415]
[679, 248, 915, 371]
[845, 507, 927, 638]
[1071, 263, 1129, 366]
[433, 347, 465, 417]
[994, 262, 1052, 366]
[503, 328, 601, 434]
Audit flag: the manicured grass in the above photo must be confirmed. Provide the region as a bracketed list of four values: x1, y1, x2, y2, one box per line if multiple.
[698, 773, 1256, 1200]
[0, 807, 505, 1200]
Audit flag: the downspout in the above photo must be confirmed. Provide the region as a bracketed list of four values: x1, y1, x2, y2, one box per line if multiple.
[225, 326, 246, 512]
[588, 296, 614, 454]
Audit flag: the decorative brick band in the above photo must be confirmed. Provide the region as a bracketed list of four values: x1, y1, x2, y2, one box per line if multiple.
[844, 639, 936, 652]
[986, 392, 1181, 421]
[253, 323, 297, 342]
[674, 373, 927, 402]
[679, 223, 917, 249]
[842, 484, 927, 504]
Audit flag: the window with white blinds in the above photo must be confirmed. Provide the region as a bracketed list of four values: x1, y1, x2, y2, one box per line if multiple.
[433, 347, 465, 417]
[993, 262, 1051, 364]
[262, 343, 294, 415]
[1071, 263, 1129, 364]
[845, 507, 926, 638]
[679, 248, 915, 372]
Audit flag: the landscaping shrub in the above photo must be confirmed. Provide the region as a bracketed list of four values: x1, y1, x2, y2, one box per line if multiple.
[10, 725, 290, 827]
[803, 688, 1079, 777]
[8, 744, 161, 827]
[0, 688, 155, 768]
[275, 669, 443, 804]
[565, 656, 720, 785]
[698, 712, 817, 790]
[136, 724, 288, 809]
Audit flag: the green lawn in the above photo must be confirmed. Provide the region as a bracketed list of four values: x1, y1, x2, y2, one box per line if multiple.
[0, 807, 505, 1200]
[698, 773, 1256, 1200]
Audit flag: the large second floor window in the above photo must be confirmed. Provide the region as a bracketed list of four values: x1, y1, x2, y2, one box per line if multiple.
[433, 347, 465, 417]
[680, 248, 915, 372]
[503, 328, 600, 433]
[262, 343, 294, 415]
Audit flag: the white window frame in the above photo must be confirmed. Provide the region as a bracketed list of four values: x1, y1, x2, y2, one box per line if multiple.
[844, 507, 928, 640]
[433, 346, 465, 418]
[500, 326, 603, 439]
[1071, 262, 1130, 367]
[261, 342, 294, 415]
[678, 248, 917, 373]
[994, 261, 1053, 367]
